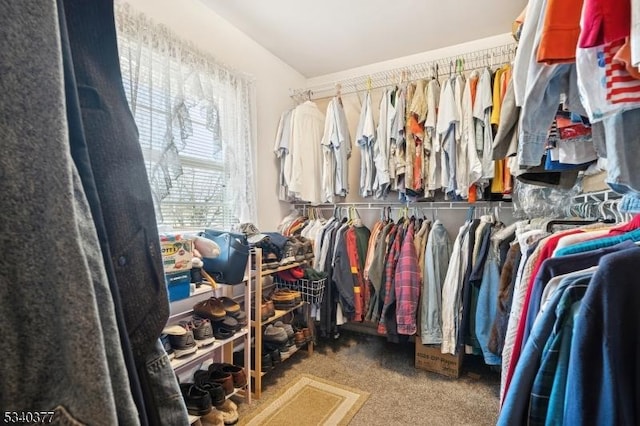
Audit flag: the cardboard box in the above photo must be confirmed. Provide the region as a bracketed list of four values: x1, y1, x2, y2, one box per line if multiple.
[165, 270, 191, 302]
[160, 234, 193, 273]
[415, 342, 463, 378]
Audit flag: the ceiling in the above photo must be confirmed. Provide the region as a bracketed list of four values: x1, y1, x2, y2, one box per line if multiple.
[200, 0, 525, 78]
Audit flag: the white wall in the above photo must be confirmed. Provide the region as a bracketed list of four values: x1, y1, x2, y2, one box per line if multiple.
[123, 0, 307, 231]
[305, 33, 514, 88]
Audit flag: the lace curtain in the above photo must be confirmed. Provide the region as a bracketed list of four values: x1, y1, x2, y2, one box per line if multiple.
[115, 2, 257, 226]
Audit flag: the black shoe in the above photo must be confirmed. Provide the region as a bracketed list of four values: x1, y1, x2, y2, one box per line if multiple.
[263, 342, 282, 364]
[196, 382, 226, 407]
[180, 383, 212, 416]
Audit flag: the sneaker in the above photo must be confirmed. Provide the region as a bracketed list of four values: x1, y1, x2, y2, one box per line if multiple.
[191, 318, 216, 347]
[180, 383, 213, 416]
[164, 325, 198, 359]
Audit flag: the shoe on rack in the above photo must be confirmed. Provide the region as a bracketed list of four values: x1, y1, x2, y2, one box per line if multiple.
[294, 330, 306, 347]
[262, 251, 280, 270]
[221, 315, 240, 332]
[302, 327, 312, 342]
[271, 289, 301, 309]
[263, 325, 289, 345]
[196, 381, 226, 407]
[252, 301, 270, 322]
[218, 297, 240, 316]
[233, 310, 248, 327]
[207, 370, 234, 396]
[216, 399, 239, 425]
[164, 325, 198, 359]
[219, 364, 247, 388]
[273, 321, 294, 340]
[200, 408, 225, 426]
[194, 298, 227, 322]
[263, 342, 282, 364]
[180, 383, 213, 416]
[212, 321, 236, 340]
[190, 318, 216, 347]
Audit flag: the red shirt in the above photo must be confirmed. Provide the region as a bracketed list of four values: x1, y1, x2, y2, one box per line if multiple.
[578, 0, 631, 48]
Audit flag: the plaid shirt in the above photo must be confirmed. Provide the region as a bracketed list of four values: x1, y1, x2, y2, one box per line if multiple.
[395, 222, 421, 335]
[378, 223, 405, 334]
[346, 227, 365, 321]
[528, 280, 588, 426]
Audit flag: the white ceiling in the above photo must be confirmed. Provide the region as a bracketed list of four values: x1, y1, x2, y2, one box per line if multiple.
[200, 0, 525, 78]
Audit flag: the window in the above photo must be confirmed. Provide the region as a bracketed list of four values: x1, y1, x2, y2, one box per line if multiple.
[116, 3, 256, 230]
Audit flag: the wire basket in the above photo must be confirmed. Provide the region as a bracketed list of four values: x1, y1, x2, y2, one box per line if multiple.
[275, 277, 326, 304]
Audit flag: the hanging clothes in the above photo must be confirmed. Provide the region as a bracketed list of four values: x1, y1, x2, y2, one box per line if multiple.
[436, 77, 459, 196]
[288, 100, 325, 204]
[498, 238, 640, 426]
[394, 221, 421, 335]
[356, 91, 376, 197]
[390, 86, 406, 194]
[274, 109, 294, 201]
[425, 79, 442, 193]
[460, 71, 483, 198]
[473, 67, 494, 183]
[373, 89, 395, 199]
[420, 220, 452, 344]
[320, 97, 352, 203]
[441, 220, 472, 354]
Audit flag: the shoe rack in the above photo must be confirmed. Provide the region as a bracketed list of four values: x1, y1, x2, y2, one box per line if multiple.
[166, 250, 253, 424]
[251, 248, 314, 400]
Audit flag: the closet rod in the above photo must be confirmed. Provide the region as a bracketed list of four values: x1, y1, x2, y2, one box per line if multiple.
[293, 201, 513, 210]
[290, 43, 516, 101]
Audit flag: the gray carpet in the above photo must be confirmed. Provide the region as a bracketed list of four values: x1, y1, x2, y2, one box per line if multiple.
[236, 330, 500, 425]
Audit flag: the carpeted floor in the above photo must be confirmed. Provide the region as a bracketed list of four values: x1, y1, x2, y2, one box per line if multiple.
[235, 330, 500, 425]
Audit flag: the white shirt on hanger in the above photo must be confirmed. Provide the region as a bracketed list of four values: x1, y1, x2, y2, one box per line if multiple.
[373, 89, 395, 199]
[437, 78, 458, 194]
[473, 68, 494, 181]
[289, 100, 325, 204]
[274, 109, 293, 200]
[320, 97, 352, 203]
[356, 91, 376, 197]
[461, 73, 483, 196]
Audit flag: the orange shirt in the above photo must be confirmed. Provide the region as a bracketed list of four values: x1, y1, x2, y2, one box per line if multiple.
[537, 0, 585, 64]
